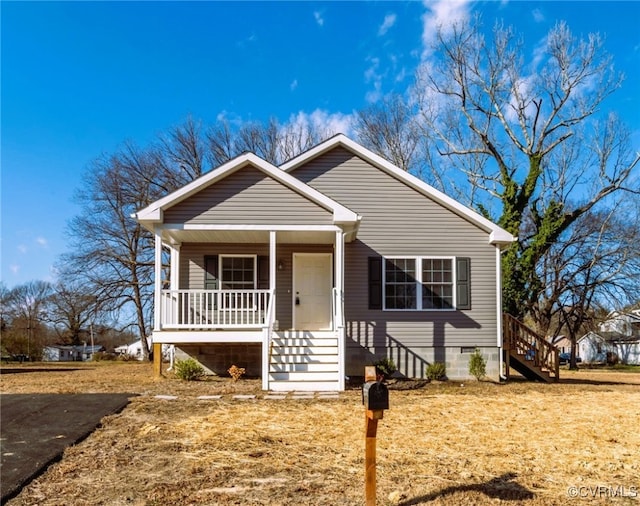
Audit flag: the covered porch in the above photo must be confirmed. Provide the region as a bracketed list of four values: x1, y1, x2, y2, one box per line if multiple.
[151, 227, 356, 390]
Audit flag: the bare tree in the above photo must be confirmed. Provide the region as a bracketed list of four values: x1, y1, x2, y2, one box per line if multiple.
[353, 94, 421, 173]
[47, 282, 100, 345]
[410, 19, 639, 319]
[533, 202, 640, 367]
[63, 147, 166, 359]
[3, 281, 52, 358]
[207, 116, 334, 166]
[156, 116, 209, 185]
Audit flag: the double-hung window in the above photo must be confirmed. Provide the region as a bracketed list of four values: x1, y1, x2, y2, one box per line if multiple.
[220, 255, 256, 290]
[383, 257, 455, 310]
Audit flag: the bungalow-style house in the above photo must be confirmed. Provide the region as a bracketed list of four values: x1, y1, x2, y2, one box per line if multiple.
[578, 310, 640, 365]
[134, 134, 516, 391]
[43, 344, 105, 362]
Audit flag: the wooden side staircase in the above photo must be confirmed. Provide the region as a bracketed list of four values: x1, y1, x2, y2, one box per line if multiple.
[503, 314, 559, 383]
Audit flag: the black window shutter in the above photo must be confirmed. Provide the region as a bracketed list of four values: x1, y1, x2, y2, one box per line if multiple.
[456, 257, 471, 310]
[368, 256, 383, 310]
[204, 255, 219, 290]
[257, 256, 270, 290]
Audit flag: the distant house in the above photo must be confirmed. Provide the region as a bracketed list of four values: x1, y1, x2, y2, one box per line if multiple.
[115, 339, 173, 362]
[43, 344, 105, 362]
[133, 134, 521, 390]
[548, 335, 573, 354]
[578, 310, 640, 365]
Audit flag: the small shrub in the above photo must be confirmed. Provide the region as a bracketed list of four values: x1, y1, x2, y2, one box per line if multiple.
[174, 358, 205, 381]
[374, 357, 397, 378]
[228, 364, 246, 381]
[426, 362, 447, 381]
[468, 348, 487, 380]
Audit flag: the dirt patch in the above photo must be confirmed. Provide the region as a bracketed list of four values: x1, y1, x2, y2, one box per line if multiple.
[2, 363, 639, 505]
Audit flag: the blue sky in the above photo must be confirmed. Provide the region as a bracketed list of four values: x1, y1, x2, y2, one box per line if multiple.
[2, 1, 639, 288]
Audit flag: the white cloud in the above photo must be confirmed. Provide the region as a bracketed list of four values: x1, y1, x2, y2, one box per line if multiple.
[421, 0, 471, 58]
[285, 109, 355, 138]
[364, 56, 384, 103]
[290, 79, 298, 91]
[532, 8, 545, 23]
[17, 244, 27, 254]
[378, 13, 397, 36]
[36, 237, 48, 248]
[10, 264, 20, 274]
[314, 11, 324, 27]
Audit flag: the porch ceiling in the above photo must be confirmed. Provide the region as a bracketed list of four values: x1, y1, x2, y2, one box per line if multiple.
[162, 229, 339, 244]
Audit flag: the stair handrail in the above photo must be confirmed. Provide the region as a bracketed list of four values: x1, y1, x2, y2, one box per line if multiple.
[503, 313, 559, 379]
[262, 289, 276, 390]
[332, 287, 346, 390]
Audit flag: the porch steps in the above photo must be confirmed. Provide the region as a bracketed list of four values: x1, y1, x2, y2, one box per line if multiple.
[268, 330, 340, 392]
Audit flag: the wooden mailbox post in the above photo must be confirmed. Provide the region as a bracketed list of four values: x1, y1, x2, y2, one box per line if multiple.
[363, 366, 389, 506]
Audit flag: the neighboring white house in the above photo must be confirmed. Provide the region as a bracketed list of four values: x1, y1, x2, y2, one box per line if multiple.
[115, 339, 173, 362]
[578, 310, 640, 365]
[43, 344, 105, 362]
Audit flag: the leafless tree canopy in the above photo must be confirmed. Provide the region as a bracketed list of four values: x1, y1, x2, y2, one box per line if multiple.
[355, 18, 639, 325]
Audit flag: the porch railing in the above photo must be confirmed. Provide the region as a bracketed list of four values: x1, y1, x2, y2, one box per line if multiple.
[160, 289, 271, 329]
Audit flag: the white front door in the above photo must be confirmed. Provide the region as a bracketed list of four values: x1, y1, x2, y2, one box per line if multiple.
[293, 253, 333, 330]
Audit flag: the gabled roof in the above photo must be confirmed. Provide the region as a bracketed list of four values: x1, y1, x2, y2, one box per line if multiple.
[134, 152, 360, 230]
[579, 331, 640, 344]
[280, 134, 515, 246]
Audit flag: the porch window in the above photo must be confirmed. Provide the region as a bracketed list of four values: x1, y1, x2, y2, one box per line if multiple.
[220, 255, 257, 290]
[381, 257, 458, 311]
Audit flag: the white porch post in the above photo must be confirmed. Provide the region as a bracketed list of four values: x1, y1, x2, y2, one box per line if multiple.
[153, 227, 163, 332]
[335, 230, 344, 293]
[170, 244, 181, 290]
[335, 230, 345, 390]
[269, 231, 276, 292]
[263, 230, 277, 391]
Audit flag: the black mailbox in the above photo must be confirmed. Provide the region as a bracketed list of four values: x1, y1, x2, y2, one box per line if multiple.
[362, 381, 389, 411]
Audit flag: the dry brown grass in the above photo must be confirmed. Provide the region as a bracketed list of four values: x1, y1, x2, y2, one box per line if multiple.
[2, 362, 639, 505]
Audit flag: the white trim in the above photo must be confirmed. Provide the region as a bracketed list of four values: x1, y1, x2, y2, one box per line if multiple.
[153, 228, 163, 331]
[160, 223, 343, 232]
[281, 134, 515, 245]
[292, 252, 333, 329]
[152, 330, 263, 344]
[496, 247, 503, 347]
[382, 256, 457, 311]
[134, 152, 360, 228]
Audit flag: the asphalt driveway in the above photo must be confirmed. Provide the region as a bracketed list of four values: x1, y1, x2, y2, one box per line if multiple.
[0, 393, 133, 503]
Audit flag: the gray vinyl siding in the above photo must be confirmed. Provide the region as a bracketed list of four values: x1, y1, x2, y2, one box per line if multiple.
[179, 243, 332, 330]
[292, 146, 499, 349]
[164, 166, 332, 226]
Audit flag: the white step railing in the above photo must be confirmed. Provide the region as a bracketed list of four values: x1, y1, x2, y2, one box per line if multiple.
[160, 289, 271, 329]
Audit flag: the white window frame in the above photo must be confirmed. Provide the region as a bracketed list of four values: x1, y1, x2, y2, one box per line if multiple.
[383, 256, 457, 311]
[219, 254, 257, 290]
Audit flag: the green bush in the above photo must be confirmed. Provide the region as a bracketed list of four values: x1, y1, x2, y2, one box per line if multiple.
[426, 362, 446, 381]
[174, 358, 205, 381]
[468, 348, 487, 380]
[374, 357, 397, 378]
